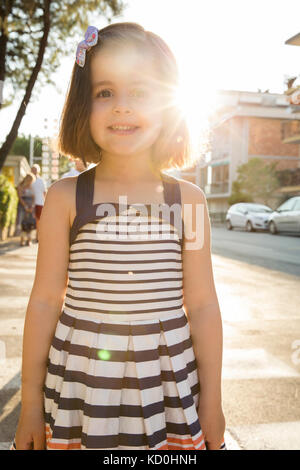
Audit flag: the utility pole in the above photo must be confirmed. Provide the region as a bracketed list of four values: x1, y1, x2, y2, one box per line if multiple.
[29, 134, 34, 167]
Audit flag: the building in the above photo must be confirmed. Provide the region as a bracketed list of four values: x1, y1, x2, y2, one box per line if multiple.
[1, 155, 31, 188]
[179, 90, 300, 216]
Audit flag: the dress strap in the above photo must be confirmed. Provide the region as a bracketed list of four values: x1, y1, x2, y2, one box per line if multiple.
[75, 166, 96, 216]
[160, 172, 182, 206]
[160, 173, 184, 249]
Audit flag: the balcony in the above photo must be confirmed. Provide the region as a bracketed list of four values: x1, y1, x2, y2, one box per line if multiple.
[281, 120, 300, 144]
[205, 182, 229, 195]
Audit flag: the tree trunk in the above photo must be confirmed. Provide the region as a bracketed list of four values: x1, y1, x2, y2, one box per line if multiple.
[0, 0, 51, 172]
[0, 1, 13, 109]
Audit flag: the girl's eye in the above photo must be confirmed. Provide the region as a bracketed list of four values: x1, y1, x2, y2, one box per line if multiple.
[95, 88, 148, 99]
[96, 89, 112, 98]
[130, 88, 148, 98]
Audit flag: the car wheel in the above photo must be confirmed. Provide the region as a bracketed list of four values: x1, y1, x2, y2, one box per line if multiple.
[269, 221, 278, 235]
[226, 220, 233, 230]
[246, 221, 254, 232]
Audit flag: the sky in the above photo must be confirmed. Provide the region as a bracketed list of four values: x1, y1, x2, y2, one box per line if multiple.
[1, 0, 300, 145]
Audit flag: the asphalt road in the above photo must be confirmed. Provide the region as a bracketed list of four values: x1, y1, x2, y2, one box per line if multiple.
[211, 225, 300, 277]
[0, 230, 300, 450]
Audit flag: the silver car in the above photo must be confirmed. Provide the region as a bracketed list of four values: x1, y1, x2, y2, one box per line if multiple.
[226, 203, 272, 232]
[268, 196, 300, 235]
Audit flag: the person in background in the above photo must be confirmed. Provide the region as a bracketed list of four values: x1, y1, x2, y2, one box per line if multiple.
[17, 173, 36, 246]
[61, 157, 87, 178]
[31, 164, 46, 243]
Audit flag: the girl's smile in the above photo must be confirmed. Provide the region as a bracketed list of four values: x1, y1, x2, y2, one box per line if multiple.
[107, 126, 140, 136]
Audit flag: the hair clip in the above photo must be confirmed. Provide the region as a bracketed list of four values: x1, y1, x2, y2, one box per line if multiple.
[76, 26, 98, 68]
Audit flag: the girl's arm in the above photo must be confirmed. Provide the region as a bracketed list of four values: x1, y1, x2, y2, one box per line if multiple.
[180, 180, 225, 449]
[21, 179, 72, 408]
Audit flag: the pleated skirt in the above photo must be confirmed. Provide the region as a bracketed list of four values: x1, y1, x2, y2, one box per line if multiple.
[11, 307, 226, 450]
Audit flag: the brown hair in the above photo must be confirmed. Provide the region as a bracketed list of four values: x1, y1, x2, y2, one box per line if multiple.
[58, 22, 197, 172]
[19, 172, 36, 187]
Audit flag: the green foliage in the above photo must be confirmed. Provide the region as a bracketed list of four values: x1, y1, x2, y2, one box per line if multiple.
[59, 155, 71, 175]
[2, 0, 125, 106]
[227, 181, 253, 205]
[229, 157, 281, 206]
[0, 174, 18, 229]
[10, 134, 42, 159]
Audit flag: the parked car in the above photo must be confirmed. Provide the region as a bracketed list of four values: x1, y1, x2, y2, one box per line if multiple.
[226, 203, 273, 232]
[268, 196, 300, 235]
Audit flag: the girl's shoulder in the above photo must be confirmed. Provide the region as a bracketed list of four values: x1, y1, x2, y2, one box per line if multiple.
[48, 174, 78, 197]
[47, 175, 80, 229]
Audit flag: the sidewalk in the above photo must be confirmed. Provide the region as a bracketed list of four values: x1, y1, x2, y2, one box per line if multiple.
[0, 236, 22, 254]
[1, 240, 300, 449]
[0, 233, 38, 256]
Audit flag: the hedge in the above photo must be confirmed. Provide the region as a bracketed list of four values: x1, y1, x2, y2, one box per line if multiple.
[0, 174, 18, 230]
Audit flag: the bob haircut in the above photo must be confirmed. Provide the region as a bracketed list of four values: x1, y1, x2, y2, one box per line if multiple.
[58, 22, 197, 172]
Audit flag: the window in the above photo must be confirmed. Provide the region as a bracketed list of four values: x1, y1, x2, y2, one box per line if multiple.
[293, 199, 300, 211]
[277, 199, 296, 211]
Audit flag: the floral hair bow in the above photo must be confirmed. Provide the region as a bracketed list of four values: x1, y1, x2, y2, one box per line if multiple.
[76, 26, 98, 67]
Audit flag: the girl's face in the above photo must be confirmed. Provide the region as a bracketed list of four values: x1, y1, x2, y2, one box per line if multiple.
[89, 47, 165, 159]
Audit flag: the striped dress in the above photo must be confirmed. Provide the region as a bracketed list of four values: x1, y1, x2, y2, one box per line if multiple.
[11, 165, 226, 450]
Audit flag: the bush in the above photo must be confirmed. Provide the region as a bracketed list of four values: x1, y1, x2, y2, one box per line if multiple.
[227, 181, 253, 206]
[0, 174, 18, 230]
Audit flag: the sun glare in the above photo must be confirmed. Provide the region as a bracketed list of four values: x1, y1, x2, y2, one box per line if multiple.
[174, 73, 219, 158]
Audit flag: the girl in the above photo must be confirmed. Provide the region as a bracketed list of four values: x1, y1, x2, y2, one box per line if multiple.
[16, 173, 36, 246]
[12, 22, 226, 450]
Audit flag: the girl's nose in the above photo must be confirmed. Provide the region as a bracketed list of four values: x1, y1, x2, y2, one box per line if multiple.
[112, 97, 133, 115]
[113, 106, 133, 115]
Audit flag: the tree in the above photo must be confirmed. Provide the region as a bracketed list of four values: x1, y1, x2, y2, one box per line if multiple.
[10, 133, 42, 160]
[228, 157, 281, 206]
[0, 0, 124, 171]
[227, 180, 253, 206]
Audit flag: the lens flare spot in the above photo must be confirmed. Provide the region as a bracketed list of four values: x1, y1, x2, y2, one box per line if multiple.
[97, 349, 111, 361]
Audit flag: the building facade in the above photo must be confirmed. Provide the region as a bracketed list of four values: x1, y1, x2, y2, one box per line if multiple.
[179, 90, 300, 216]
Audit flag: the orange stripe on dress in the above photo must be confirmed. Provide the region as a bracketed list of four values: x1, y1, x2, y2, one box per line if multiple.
[157, 437, 206, 450]
[47, 441, 82, 450]
[167, 433, 204, 446]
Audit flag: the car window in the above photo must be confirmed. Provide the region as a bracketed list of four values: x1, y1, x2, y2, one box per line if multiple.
[235, 204, 245, 213]
[277, 199, 296, 211]
[247, 205, 272, 213]
[293, 199, 300, 210]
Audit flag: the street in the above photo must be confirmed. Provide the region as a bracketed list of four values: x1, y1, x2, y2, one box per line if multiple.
[211, 226, 300, 449]
[0, 228, 299, 450]
[212, 226, 300, 277]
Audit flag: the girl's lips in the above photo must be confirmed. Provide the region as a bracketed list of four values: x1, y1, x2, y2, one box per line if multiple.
[108, 126, 139, 135]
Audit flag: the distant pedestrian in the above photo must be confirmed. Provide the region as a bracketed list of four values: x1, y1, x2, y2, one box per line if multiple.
[31, 164, 46, 243]
[16, 173, 36, 246]
[61, 157, 87, 178]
